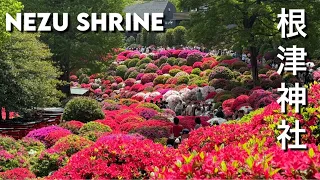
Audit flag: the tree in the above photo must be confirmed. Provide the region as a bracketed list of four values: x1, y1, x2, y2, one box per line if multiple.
[155, 33, 166, 46]
[180, 0, 320, 84]
[126, 36, 136, 46]
[173, 26, 187, 46]
[0, 32, 64, 120]
[21, 0, 125, 89]
[165, 28, 175, 47]
[147, 32, 156, 46]
[141, 28, 148, 46]
[0, 0, 23, 45]
[136, 33, 142, 45]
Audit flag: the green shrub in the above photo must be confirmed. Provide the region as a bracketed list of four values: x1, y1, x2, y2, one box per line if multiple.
[188, 78, 207, 86]
[128, 58, 139, 68]
[116, 65, 128, 79]
[137, 103, 161, 112]
[153, 75, 171, 85]
[209, 66, 234, 80]
[191, 68, 201, 75]
[177, 75, 189, 85]
[258, 68, 269, 74]
[159, 57, 168, 66]
[167, 57, 178, 66]
[214, 102, 222, 109]
[79, 122, 112, 141]
[138, 63, 147, 70]
[138, 57, 152, 65]
[189, 74, 199, 79]
[128, 71, 139, 79]
[169, 69, 182, 76]
[217, 55, 233, 61]
[120, 99, 139, 106]
[62, 97, 105, 123]
[79, 122, 112, 135]
[19, 138, 45, 157]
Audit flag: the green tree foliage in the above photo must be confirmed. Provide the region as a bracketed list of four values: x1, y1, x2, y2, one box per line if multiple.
[165, 28, 175, 47]
[155, 33, 166, 46]
[0, 0, 23, 45]
[136, 33, 142, 45]
[126, 36, 136, 46]
[173, 26, 187, 46]
[0, 32, 64, 119]
[180, 0, 320, 83]
[21, 0, 125, 83]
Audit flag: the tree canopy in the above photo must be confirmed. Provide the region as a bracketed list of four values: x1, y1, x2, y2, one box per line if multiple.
[21, 0, 126, 83]
[0, 32, 64, 119]
[0, 0, 23, 45]
[180, 0, 320, 83]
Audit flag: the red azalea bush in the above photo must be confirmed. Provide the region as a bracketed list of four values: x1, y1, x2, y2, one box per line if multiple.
[222, 98, 235, 110]
[49, 135, 176, 179]
[0, 168, 36, 179]
[44, 129, 72, 147]
[141, 73, 158, 84]
[130, 126, 170, 140]
[231, 95, 249, 111]
[59, 121, 84, 134]
[192, 62, 202, 69]
[124, 78, 136, 86]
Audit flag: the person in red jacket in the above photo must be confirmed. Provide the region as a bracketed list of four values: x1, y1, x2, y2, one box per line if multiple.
[170, 117, 183, 138]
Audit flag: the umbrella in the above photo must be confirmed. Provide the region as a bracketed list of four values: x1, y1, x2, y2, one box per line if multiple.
[238, 106, 253, 114]
[306, 62, 315, 68]
[207, 117, 227, 125]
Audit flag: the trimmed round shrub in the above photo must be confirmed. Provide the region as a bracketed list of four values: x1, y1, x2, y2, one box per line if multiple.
[59, 121, 84, 134]
[231, 87, 249, 97]
[209, 79, 229, 89]
[169, 69, 182, 76]
[239, 67, 250, 73]
[177, 58, 187, 66]
[119, 99, 139, 106]
[124, 78, 136, 86]
[188, 78, 207, 86]
[128, 58, 139, 68]
[141, 73, 158, 84]
[137, 57, 152, 66]
[177, 75, 189, 85]
[116, 65, 128, 79]
[217, 55, 233, 61]
[191, 68, 201, 75]
[128, 70, 139, 79]
[130, 126, 170, 140]
[137, 102, 161, 112]
[153, 75, 171, 85]
[231, 61, 247, 69]
[145, 63, 159, 73]
[79, 122, 112, 141]
[78, 75, 89, 84]
[138, 63, 147, 70]
[186, 53, 202, 66]
[62, 97, 105, 123]
[209, 66, 234, 80]
[167, 57, 178, 66]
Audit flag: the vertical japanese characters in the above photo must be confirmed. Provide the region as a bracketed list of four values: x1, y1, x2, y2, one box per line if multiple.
[276, 8, 308, 150]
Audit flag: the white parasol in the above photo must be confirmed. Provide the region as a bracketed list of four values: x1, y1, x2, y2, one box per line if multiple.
[306, 62, 315, 68]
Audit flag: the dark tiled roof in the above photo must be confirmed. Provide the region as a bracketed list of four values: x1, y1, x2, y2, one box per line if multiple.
[124, 0, 169, 18]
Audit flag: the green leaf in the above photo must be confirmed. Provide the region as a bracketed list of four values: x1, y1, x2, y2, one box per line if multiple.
[309, 148, 315, 158]
[199, 152, 205, 160]
[221, 161, 227, 172]
[246, 156, 254, 169]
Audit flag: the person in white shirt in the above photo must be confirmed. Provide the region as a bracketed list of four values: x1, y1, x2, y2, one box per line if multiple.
[175, 100, 184, 116]
[185, 103, 193, 116]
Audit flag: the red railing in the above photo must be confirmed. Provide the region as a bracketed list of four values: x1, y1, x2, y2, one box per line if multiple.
[0, 116, 61, 139]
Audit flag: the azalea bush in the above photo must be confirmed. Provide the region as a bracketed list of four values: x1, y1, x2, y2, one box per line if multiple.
[59, 121, 84, 134]
[49, 135, 176, 179]
[0, 168, 36, 179]
[209, 66, 234, 80]
[79, 122, 112, 141]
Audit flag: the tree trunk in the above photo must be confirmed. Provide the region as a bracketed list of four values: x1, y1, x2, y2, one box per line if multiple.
[250, 46, 259, 85]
